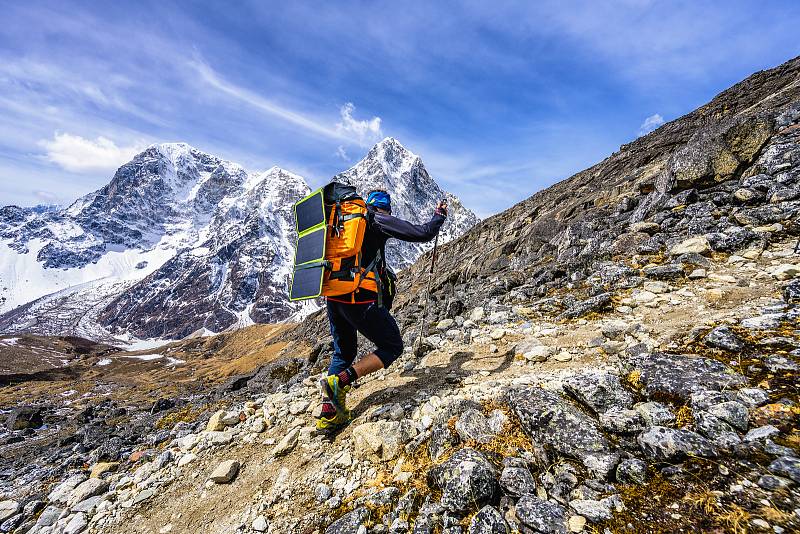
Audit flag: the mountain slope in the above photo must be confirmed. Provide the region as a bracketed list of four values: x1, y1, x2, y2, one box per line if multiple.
[1, 57, 799, 534]
[334, 137, 479, 269]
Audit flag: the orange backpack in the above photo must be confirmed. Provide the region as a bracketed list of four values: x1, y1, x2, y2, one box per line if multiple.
[290, 182, 381, 303]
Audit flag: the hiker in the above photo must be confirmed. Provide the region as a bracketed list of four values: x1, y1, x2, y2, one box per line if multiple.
[317, 190, 447, 433]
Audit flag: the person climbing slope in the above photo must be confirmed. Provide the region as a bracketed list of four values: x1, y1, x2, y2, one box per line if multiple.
[317, 190, 447, 434]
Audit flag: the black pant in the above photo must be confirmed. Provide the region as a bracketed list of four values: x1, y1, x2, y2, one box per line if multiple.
[326, 300, 404, 374]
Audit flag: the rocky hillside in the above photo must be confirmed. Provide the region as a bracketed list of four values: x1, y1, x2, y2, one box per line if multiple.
[0, 140, 476, 342]
[0, 58, 799, 534]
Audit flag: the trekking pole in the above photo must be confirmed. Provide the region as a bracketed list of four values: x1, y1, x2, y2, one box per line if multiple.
[414, 200, 445, 357]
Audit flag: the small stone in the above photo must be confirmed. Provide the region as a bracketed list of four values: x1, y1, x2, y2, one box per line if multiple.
[272, 427, 300, 457]
[67, 478, 109, 507]
[178, 453, 197, 466]
[315, 483, 332, 502]
[771, 264, 800, 280]
[209, 460, 240, 483]
[467, 505, 509, 533]
[470, 307, 485, 322]
[670, 237, 711, 256]
[637, 426, 717, 461]
[743, 425, 780, 442]
[553, 352, 573, 362]
[490, 329, 505, 340]
[89, 462, 119, 478]
[64, 512, 88, 534]
[616, 458, 648, 485]
[252, 516, 268, 532]
[704, 325, 745, 351]
[0, 501, 19, 522]
[206, 410, 226, 432]
[688, 268, 707, 279]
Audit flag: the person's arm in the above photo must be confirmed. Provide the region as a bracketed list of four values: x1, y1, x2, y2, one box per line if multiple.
[372, 210, 446, 243]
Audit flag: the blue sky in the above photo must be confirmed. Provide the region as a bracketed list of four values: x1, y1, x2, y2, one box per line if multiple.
[1, 1, 798, 218]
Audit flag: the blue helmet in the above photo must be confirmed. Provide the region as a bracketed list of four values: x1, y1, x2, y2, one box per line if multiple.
[366, 190, 391, 212]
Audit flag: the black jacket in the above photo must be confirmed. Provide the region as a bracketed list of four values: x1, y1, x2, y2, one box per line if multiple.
[328, 208, 445, 303]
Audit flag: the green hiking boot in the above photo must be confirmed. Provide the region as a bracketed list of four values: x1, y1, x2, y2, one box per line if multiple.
[314, 409, 352, 435]
[320, 375, 351, 416]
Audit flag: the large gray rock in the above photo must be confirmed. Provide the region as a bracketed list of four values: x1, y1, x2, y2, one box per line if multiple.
[209, 460, 240, 484]
[628, 352, 746, 402]
[704, 325, 745, 351]
[637, 426, 718, 461]
[515, 495, 567, 534]
[558, 293, 612, 320]
[67, 478, 108, 507]
[563, 372, 634, 414]
[326, 507, 369, 534]
[454, 409, 494, 444]
[784, 279, 800, 303]
[768, 456, 800, 483]
[499, 466, 537, 497]
[428, 448, 498, 513]
[467, 505, 509, 534]
[509, 387, 619, 478]
[0, 501, 19, 523]
[616, 458, 648, 485]
[693, 411, 742, 449]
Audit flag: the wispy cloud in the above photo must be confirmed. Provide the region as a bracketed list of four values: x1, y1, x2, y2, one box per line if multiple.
[336, 103, 383, 147]
[335, 145, 349, 161]
[638, 113, 665, 136]
[38, 133, 145, 173]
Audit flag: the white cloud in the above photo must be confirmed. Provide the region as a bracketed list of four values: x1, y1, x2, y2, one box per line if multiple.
[335, 145, 349, 161]
[39, 132, 144, 173]
[336, 103, 383, 147]
[638, 113, 664, 136]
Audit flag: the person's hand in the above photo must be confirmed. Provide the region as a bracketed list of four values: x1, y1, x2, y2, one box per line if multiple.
[435, 199, 448, 217]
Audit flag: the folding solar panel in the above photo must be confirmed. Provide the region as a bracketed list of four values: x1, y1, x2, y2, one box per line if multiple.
[290, 188, 327, 301]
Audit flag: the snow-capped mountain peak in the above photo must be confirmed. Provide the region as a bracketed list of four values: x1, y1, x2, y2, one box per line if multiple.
[0, 140, 476, 341]
[334, 138, 479, 269]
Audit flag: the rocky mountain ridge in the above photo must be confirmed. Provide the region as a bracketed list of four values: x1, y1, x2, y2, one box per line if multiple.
[0, 140, 476, 341]
[0, 57, 799, 534]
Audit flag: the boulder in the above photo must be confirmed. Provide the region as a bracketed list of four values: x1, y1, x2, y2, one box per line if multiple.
[634, 402, 675, 426]
[768, 456, 800, 483]
[36, 505, 63, 527]
[509, 387, 619, 478]
[63, 512, 88, 534]
[205, 410, 226, 432]
[454, 409, 494, 444]
[467, 505, 509, 534]
[427, 448, 498, 513]
[637, 426, 718, 462]
[616, 458, 648, 485]
[353, 420, 416, 462]
[209, 460, 240, 483]
[706, 401, 749, 431]
[643, 264, 685, 280]
[326, 507, 369, 534]
[0, 501, 19, 523]
[271, 427, 300, 457]
[599, 408, 645, 434]
[515, 495, 567, 534]
[627, 352, 746, 402]
[784, 279, 800, 303]
[558, 293, 612, 320]
[771, 264, 800, 280]
[703, 325, 745, 352]
[67, 478, 108, 507]
[499, 466, 537, 497]
[6, 406, 44, 430]
[693, 411, 742, 449]
[670, 237, 711, 256]
[562, 372, 634, 414]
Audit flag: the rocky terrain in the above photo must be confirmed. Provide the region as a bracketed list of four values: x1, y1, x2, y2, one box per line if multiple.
[0, 140, 476, 342]
[0, 57, 799, 533]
